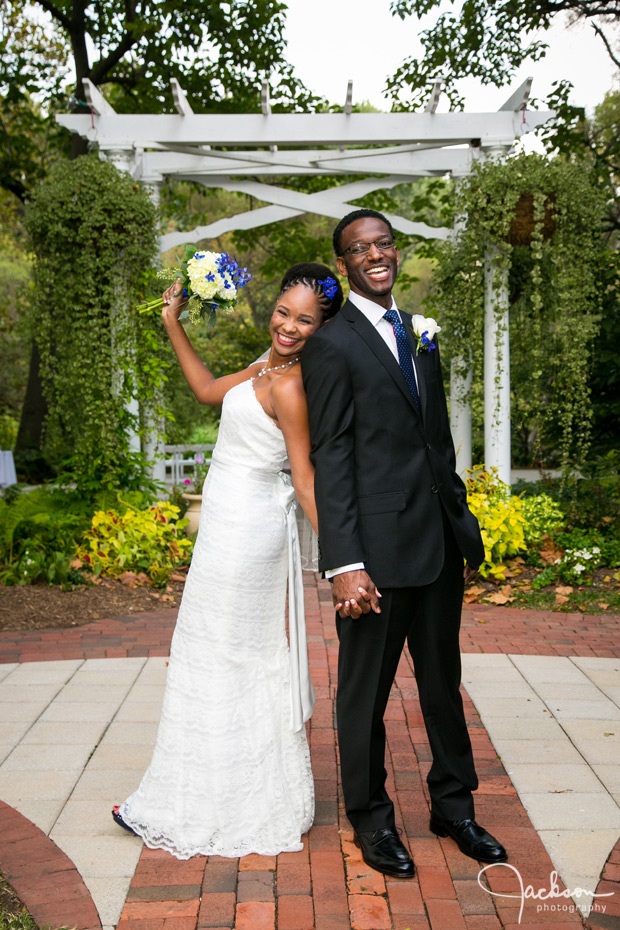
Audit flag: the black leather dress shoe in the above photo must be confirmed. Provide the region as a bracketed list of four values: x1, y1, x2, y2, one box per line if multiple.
[354, 828, 415, 879]
[429, 814, 507, 863]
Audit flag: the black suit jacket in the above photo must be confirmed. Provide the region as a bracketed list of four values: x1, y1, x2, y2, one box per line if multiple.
[301, 299, 484, 588]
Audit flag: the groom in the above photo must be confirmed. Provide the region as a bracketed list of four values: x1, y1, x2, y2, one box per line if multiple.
[301, 209, 507, 878]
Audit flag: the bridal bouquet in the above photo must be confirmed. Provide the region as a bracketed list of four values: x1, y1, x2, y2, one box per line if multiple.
[136, 246, 252, 326]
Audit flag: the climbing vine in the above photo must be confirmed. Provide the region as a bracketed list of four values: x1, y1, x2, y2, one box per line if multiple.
[431, 153, 607, 472]
[24, 155, 169, 493]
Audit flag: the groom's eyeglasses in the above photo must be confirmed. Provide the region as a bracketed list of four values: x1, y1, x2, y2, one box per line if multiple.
[342, 236, 396, 256]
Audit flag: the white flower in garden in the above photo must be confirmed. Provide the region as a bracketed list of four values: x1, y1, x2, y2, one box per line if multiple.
[573, 563, 586, 573]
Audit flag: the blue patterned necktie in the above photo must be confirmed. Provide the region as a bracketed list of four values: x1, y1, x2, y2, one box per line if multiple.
[383, 308, 421, 414]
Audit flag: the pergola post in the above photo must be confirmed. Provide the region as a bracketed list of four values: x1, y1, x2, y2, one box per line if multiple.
[143, 175, 167, 484]
[450, 355, 473, 476]
[483, 243, 511, 484]
[448, 200, 472, 475]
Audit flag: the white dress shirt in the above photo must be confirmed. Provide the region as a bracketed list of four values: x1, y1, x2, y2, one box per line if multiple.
[324, 290, 419, 579]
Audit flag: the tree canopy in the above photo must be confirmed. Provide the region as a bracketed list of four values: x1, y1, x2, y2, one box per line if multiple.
[387, 0, 620, 108]
[0, 0, 320, 198]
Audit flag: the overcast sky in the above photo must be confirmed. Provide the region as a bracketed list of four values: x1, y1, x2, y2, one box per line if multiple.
[284, 0, 618, 116]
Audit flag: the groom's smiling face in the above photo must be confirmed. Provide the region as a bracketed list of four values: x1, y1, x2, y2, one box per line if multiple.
[336, 217, 399, 307]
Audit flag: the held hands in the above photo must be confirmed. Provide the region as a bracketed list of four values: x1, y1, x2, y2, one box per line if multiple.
[332, 570, 382, 620]
[464, 563, 479, 585]
[161, 280, 188, 326]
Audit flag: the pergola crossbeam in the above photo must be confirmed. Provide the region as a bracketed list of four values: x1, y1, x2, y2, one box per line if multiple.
[56, 109, 552, 149]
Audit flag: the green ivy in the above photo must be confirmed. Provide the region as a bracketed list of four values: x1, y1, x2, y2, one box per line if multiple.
[430, 153, 608, 474]
[23, 155, 169, 493]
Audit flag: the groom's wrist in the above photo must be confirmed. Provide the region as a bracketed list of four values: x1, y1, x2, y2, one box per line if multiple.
[325, 562, 365, 580]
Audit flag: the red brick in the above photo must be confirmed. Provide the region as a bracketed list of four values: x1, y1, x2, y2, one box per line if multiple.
[122, 900, 199, 919]
[314, 917, 352, 930]
[453, 878, 498, 915]
[277, 852, 311, 896]
[117, 920, 165, 930]
[201, 859, 238, 893]
[161, 920, 198, 930]
[348, 894, 391, 930]
[236, 874, 274, 904]
[416, 865, 456, 900]
[277, 893, 314, 930]
[390, 919, 430, 930]
[239, 854, 276, 871]
[464, 917, 502, 930]
[386, 879, 425, 915]
[345, 858, 386, 895]
[309, 825, 341, 850]
[235, 901, 275, 930]
[500, 924, 584, 930]
[196, 892, 235, 928]
[424, 899, 468, 930]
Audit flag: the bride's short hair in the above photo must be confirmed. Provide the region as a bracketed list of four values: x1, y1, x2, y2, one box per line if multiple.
[279, 262, 343, 320]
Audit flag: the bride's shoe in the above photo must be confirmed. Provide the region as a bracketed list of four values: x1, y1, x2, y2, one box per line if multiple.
[112, 805, 138, 836]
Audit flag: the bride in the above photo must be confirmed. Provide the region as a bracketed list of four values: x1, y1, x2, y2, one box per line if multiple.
[112, 262, 343, 859]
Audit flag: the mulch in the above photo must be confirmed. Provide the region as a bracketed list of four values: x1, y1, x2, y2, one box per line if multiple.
[0, 576, 185, 632]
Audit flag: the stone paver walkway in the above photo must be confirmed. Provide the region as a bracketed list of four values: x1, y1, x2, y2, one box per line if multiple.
[0, 575, 619, 930]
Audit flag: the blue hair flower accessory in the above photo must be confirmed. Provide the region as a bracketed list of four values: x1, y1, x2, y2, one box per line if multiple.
[318, 276, 338, 300]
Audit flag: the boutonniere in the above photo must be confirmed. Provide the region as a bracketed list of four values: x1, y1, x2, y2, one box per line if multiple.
[411, 314, 441, 354]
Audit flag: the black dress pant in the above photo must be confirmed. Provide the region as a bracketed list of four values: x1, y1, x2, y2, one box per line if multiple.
[335, 516, 478, 833]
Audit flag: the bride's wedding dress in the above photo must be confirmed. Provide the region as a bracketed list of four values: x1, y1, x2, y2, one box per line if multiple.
[118, 378, 315, 858]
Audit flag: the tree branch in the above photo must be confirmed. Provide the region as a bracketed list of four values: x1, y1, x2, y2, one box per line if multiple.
[590, 20, 620, 69]
[88, 0, 138, 85]
[35, 0, 72, 32]
[89, 31, 137, 84]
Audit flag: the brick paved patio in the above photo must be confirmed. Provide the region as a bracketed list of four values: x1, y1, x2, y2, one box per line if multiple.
[0, 575, 618, 930]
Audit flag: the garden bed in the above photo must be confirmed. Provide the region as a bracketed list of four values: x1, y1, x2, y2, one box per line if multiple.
[465, 559, 620, 614]
[0, 575, 185, 632]
[0, 562, 618, 635]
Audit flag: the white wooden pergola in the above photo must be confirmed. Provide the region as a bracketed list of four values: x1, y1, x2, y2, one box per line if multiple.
[57, 78, 554, 483]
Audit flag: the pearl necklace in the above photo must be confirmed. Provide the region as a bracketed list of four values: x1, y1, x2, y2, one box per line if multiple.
[253, 357, 300, 380]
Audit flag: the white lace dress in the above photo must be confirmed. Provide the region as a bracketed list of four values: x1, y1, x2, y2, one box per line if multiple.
[118, 379, 315, 859]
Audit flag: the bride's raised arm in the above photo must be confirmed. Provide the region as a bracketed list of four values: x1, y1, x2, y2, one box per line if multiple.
[161, 280, 261, 406]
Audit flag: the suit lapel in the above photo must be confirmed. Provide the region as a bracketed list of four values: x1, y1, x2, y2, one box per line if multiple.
[342, 299, 422, 420]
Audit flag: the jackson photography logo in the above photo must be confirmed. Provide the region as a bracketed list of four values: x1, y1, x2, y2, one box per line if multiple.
[477, 863, 615, 924]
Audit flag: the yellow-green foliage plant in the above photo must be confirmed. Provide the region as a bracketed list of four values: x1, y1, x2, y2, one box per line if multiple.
[465, 467, 527, 581]
[76, 502, 191, 587]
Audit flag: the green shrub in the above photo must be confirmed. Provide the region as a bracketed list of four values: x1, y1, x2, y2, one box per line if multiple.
[76, 501, 192, 586]
[0, 413, 18, 451]
[531, 527, 620, 589]
[0, 486, 157, 587]
[520, 493, 565, 546]
[0, 488, 89, 566]
[465, 467, 527, 580]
